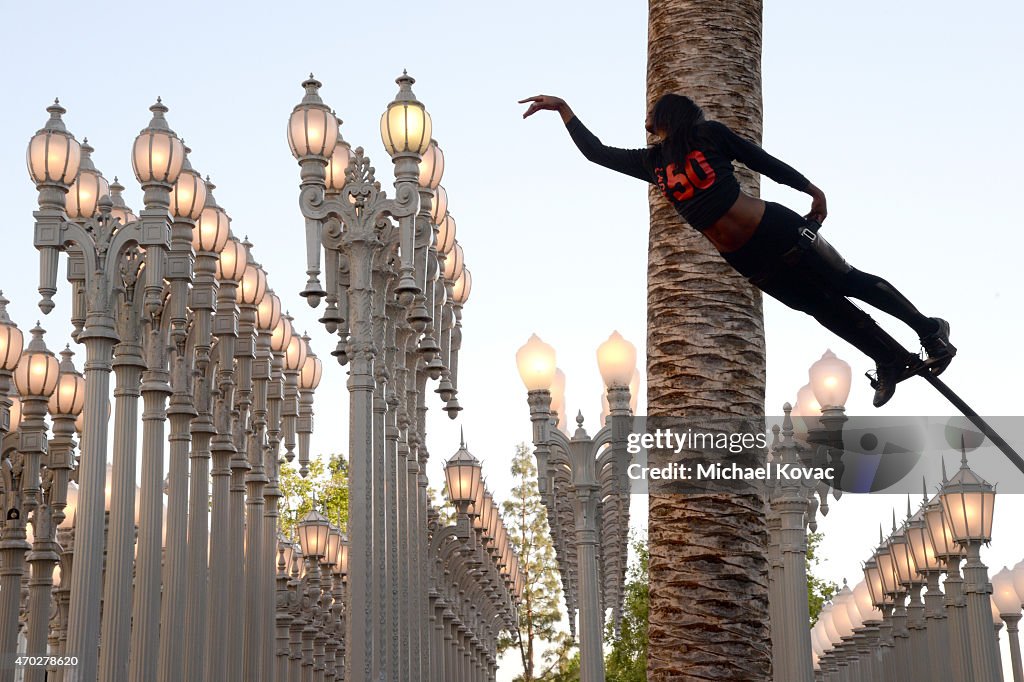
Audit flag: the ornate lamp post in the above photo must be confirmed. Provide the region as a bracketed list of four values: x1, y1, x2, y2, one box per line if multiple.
[291, 69, 470, 682]
[516, 330, 636, 682]
[992, 566, 1024, 682]
[940, 447, 1000, 682]
[906, 484, 951, 682]
[297, 508, 330, 680]
[2, 322, 58, 677]
[29, 97, 183, 682]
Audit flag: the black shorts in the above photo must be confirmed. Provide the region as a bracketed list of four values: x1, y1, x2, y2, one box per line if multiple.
[720, 201, 806, 278]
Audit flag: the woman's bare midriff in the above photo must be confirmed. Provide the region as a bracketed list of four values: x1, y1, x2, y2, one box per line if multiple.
[701, 192, 766, 253]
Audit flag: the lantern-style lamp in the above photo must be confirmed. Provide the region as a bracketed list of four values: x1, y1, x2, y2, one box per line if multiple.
[809, 349, 851, 410]
[14, 323, 59, 399]
[444, 435, 482, 509]
[992, 567, 1022, 616]
[596, 331, 637, 388]
[270, 316, 294, 355]
[108, 178, 138, 225]
[236, 240, 267, 306]
[431, 186, 448, 225]
[889, 517, 923, 587]
[844, 586, 865, 631]
[873, 527, 900, 597]
[323, 525, 342, 567]
[299, 340, 322, 390]
[1012, 560, 1024, 609]
[830, 583, 856, 638]
[65, 140, 109, 220]
[256, 291, 283, 334]
[0, 293, 24, 373]
[27, 99, 82, 187]
[443, 242, 464, 283]
[418, 139, 444, 189]
[516, 334, 557, 391]
[132, 98, 185, 186]
[338, 536, 349, 577]
[852, 579, 883, 622]
[297, 507, 331, 559]
[991, 597, 1004, 627]
[216, 237, 247, 283]
[7, 395, 22, 434]
[924, 481, 966, 560]
[325, 123, 352, 191]
[380, 71, 432, 157]
[436, 213, 457, 255]
[906, 505, 942, 575]
[793, 386, 819, 416]
[863, 554, 887, 609]
[48, 346, 85, 417]
[284, 323, 308, 373]
[194, 179, 232, 253]
[820, 602, 841, 646]
[452, 268, 472, 306]
[940, 446, 996, 544]
[170, 155, 207, 223]
[288, 75, 339, 160]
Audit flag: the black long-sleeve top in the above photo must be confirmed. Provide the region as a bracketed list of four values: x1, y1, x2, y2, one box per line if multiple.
[565, 116, 810, 231]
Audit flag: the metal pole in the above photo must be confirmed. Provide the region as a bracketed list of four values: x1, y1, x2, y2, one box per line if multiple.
[130, 329, 170, 682]
[943, 556, 974, 682]
[962, 542, 1001, 681]
[207, 274, 238, 682]
[98, 336, 143, 682]
[1004, 614, 1024, 682]
[20, 379, 55, 682]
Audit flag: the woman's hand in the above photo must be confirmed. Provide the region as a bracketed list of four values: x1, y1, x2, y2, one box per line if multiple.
[805, 183, 828, 225]
[519, 95, 574, 123]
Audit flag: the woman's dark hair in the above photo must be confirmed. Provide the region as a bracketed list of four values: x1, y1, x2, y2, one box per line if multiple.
[651, 94, 706, 163]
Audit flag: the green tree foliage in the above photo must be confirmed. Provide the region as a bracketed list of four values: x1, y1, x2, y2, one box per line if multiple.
[498, 443, 568, 682]
[604, 533, 649, 682]
[806, 530, 838, 625]
[429, 484, 456, 528]
[277, 454, 349, 541]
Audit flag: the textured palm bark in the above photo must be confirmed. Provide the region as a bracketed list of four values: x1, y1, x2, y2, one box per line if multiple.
[646, 1, 772, 680]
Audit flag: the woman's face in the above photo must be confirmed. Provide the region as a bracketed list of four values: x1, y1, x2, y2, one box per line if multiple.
[645, 111, 663, 139]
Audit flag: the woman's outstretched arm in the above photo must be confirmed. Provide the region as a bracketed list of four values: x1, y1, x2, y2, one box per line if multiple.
[520, 95, 654, 183]
[705, 120, 828, 223]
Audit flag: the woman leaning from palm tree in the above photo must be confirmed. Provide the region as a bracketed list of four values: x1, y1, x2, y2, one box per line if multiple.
[520, 93, 954, 407]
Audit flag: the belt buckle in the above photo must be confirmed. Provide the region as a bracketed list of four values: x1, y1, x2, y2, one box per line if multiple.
[800, 226, 818, 243]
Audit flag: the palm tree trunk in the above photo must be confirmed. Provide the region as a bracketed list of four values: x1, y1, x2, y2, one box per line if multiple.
[646, 1, 771, 680]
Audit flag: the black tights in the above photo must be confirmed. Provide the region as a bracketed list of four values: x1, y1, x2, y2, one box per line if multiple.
[722, 202, 936, 364]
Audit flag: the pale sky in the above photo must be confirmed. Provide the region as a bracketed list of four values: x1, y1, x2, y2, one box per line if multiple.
[1, 1, 1022, 679]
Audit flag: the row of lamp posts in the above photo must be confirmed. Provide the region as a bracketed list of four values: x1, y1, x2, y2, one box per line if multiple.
[3, 96, 326, 682]
[513, 331, 639, 682]
[812, 446, 1005, 682]
[2, 69, 521, 682]
[288, 71, 518, 682]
